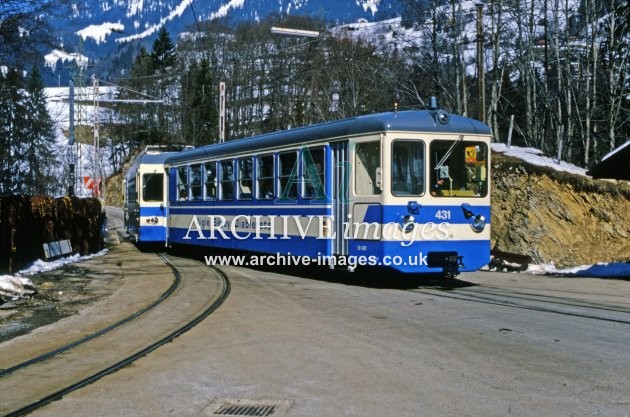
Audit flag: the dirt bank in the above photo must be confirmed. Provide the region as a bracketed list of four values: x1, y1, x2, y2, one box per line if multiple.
[491, 152, 630, 267]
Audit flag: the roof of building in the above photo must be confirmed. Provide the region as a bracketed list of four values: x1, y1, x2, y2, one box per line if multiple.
[587, 141, 630, 181]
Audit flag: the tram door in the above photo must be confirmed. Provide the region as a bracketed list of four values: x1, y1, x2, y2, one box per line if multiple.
[349, 137, 383, 244]
[331, 141, 349, 257]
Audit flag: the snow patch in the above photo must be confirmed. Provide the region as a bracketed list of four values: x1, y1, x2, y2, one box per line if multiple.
[356, 0, 379, 15]
[76, 22, 125, 45]
[127, 0, 144, 17]
[526, 262, 630, 278]
[44, 50, 89, 71]
[0, 276, 36, 301]
[116, 0, 193, 43]
[210, 0, 246, 20]
[492, 143, 588, 176]
[0, 249, 108, 301]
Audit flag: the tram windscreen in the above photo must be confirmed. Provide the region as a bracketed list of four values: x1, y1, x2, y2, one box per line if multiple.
[429, 139, 488, 197]
[142, 173, 163, 202]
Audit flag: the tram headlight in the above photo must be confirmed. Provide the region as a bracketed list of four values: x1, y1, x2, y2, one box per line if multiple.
[400, 214, 415, 234]
[471, 215, 486, 233]
[437, 110, 449, 124]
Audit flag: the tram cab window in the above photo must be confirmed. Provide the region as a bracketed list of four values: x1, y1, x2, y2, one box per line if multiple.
[355, 141, 382, 195]
[237, 158, 253, 200]
[142, 173, 163, 202]
[256, 155, 275, 200]
[391, 141, 424, 196]
[430, 139, 488, 197]
[219, 160, 234, 200]
[278, 151, 298, 200]
[190, 164, 202, 200]
[205, 162, 217, 200]
[176, 166, 188, 201]
[302, 147, 326, 199]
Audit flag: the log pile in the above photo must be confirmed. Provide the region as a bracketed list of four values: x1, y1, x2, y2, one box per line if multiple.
[0, 196, 104, 274]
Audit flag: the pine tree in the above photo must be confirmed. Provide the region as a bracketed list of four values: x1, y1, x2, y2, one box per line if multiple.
[0, 71, 13, 194]
[116, 46, 160, 146]
[0, 69, 28, 195]
[150, 27, 177, 142]
[182, 58, 218, 145]
[24, 67, 59, 195]
[151, 27, 177, 74]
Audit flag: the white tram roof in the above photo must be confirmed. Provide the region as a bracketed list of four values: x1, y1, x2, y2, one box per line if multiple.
[165, 110, 491, 165]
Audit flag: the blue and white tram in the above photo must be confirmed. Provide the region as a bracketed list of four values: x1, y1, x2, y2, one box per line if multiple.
[123, 146, 188, 243]
[156, 106, 492, 276]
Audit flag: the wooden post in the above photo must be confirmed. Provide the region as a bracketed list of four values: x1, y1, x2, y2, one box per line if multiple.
[507, 114, 514, 147]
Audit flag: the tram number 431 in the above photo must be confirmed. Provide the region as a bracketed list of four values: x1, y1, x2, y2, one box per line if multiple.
[435, 210, 451, 220]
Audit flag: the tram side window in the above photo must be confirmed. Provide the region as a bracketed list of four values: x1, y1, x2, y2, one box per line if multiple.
[190, 164, 202, 200]
[302, 147, 326, 199]
[142, 173, 163, 202]
[278, 151, 298, 200]
[220, 160, 234, 200]
[237, 158, 253, 200]
[391, 141, 424, 196]
[256, 155, 275, 200]
[205, 162, 217, 200]
[127, 179, 137, 203]
[355, 141, 382, 195]
[430, 140, 488, 197]
[176, 166, 188, 201]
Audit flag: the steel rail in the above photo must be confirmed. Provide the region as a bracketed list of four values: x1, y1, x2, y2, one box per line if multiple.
[0, 255, 179, 379]
[2, 257, 230, 417]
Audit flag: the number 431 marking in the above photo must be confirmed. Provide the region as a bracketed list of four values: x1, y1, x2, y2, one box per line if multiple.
[435, 210, 451, 220]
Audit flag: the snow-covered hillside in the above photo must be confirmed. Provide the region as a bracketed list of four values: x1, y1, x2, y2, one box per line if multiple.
[52, 0, 401, 57]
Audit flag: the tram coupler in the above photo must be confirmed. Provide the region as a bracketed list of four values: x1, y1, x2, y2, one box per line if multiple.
[427, 251, 465, 279]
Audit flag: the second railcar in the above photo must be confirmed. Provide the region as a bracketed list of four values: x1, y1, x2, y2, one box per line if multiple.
[123, 146, 187, 243]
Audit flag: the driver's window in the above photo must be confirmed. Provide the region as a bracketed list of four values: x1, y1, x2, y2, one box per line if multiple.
[429, 140, 488, 197]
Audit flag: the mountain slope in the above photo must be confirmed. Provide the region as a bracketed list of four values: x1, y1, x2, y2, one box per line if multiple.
[55, 0, 401, 57]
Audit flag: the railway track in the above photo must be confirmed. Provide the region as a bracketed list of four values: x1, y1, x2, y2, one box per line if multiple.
[0, 253, 230, 417]
[412, 283, 630, 325]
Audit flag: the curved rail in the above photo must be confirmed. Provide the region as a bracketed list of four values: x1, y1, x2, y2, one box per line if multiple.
[0, 255, 179, 379]
[2, 257, 230, 417]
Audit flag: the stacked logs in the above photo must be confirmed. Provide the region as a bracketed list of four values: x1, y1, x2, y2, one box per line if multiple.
[0, 196, 104, 274]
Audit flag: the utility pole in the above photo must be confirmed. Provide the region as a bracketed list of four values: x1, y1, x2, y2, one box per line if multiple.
[219, 81, 226, 143]
[476, 3, 486, 123]
[92, 75, 103, 200]
[67, 78, 76, 196]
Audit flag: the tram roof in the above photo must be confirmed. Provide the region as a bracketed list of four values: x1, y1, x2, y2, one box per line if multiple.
[135, 146, 193, 164]
[165, 110, 491, 165]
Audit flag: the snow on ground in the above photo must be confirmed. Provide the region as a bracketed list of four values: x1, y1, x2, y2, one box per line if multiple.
[491, 143, 588, 176]
[526, 262, 630, 278]
[0, 250, 108, 301]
